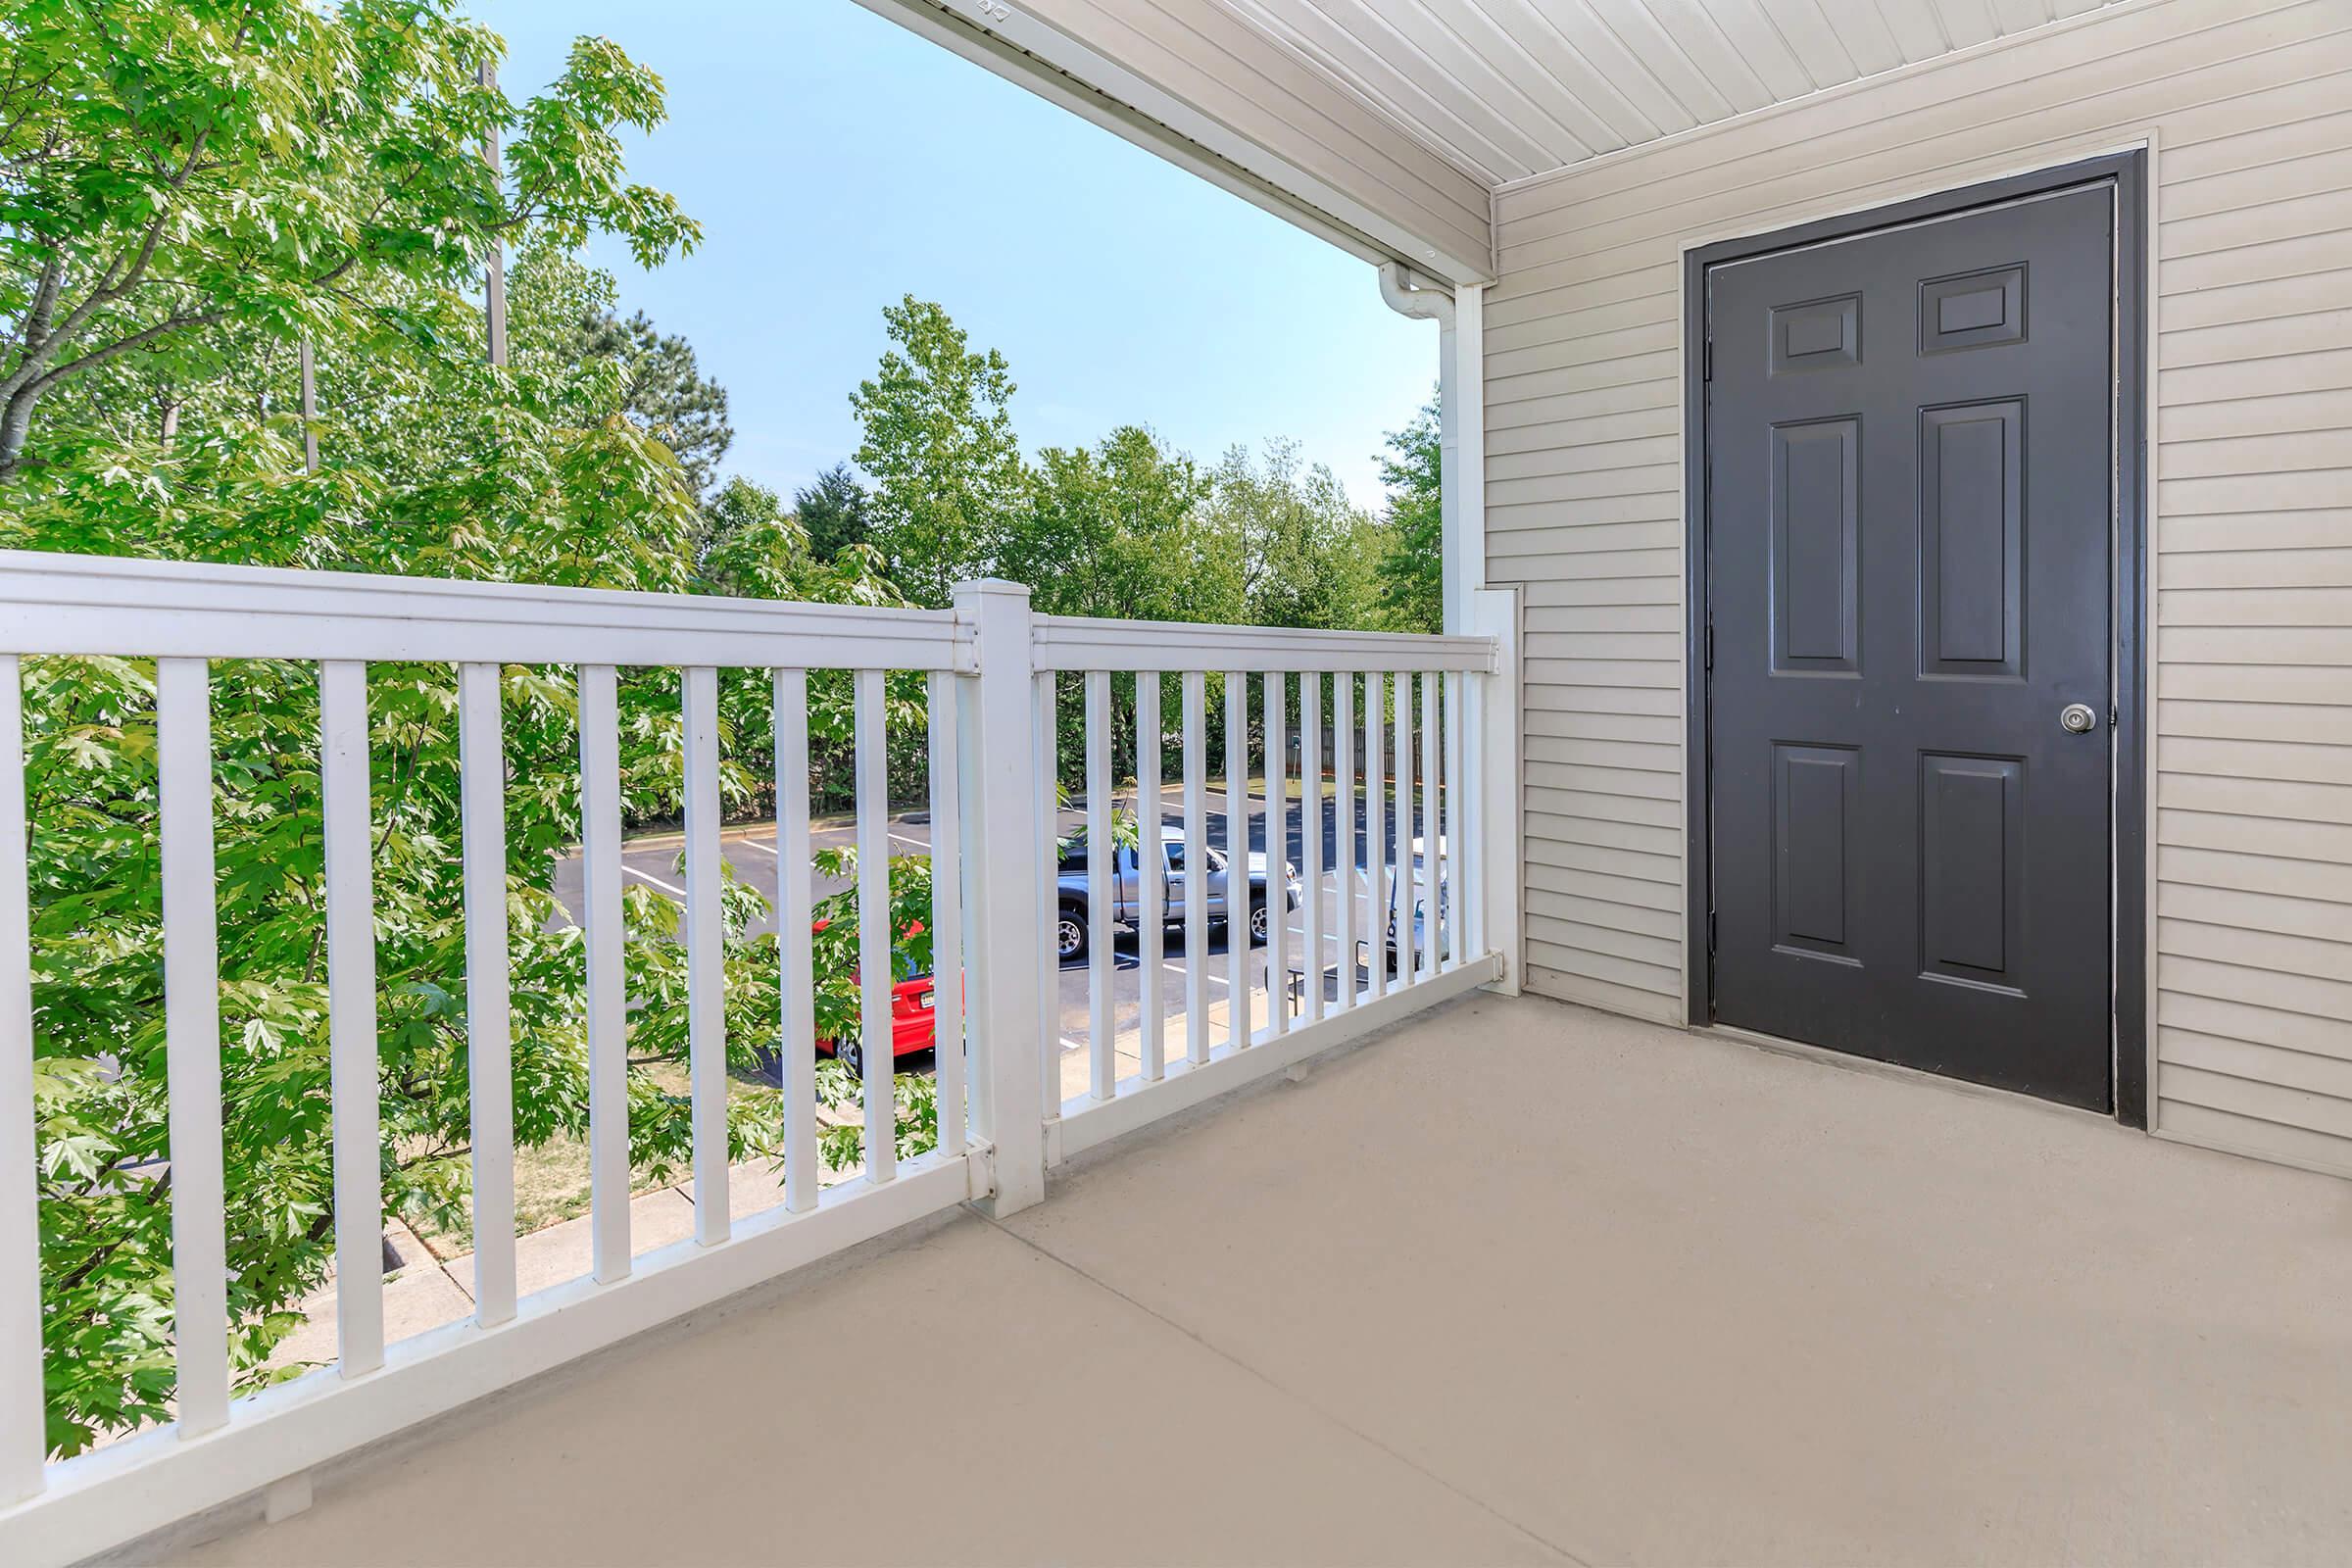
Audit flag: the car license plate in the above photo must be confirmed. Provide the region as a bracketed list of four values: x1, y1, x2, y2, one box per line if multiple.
[917, 991, 934, 1009]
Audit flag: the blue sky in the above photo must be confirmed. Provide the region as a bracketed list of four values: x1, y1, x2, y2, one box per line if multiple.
[484, 0, 1435, 509]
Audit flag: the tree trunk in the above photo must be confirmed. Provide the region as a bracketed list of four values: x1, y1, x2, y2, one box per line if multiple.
[0, 382, 40, 480]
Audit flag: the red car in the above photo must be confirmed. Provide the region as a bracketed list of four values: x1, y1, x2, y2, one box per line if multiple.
[813, 917, 935, 1076]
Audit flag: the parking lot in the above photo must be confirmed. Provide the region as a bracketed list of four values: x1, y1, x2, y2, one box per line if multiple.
[550, 785, 1433, 1101]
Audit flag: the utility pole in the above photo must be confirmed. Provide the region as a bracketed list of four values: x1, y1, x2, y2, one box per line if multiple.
[297, 338, 319, 474]
[479, 61, 507, 368]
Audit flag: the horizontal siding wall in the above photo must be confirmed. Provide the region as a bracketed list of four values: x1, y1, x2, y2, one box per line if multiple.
[1015, 0, 1493, 273]
[1485, 0, 2352, 1173]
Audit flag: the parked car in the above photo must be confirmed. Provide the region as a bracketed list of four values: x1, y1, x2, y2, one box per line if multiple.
[1055, 824, 1300, 962]
[1375, 835, 1446, 976]
[811, 916, 935, 1078]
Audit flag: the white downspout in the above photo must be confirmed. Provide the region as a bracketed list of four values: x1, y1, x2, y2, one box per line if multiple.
[1380, 262, 1517, 995]
[1377, 263, 1461, 633]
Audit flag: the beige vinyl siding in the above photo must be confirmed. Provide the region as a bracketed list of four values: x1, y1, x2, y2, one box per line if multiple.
[1011, 0, 1493, 274]
[1484, 0, 2352, 1176]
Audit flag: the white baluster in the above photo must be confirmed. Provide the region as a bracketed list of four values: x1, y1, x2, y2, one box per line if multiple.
[682, 666, 727, 1244]
[1301, 673, 1323, 1023]
[1137, 676, 1163, 1080]
[1364, 671, 1387, 1001]
[1334, 672, 1355, 1013]
[925, 670, 967, 1159]
[0, 657, 46, 1499]
[157, 658, 229, 1432]
[577, 664, 630, 1278]
[1224, 672, 1249, 1048]
[1393, 671, 1414, 985]
[1263, 673, 1287, 1038]
[1182, 671, 1207, 1066]
[1420, 672, 1439, 984]
[1035, 672, 1058, 1115]
[1445, 670, 1465, 970]
[319, 662, 382, 1375]
[1085, 670, 1113, 1101]
[458, 662, 515, 1324]
[773, 670, 819, 1211]
[854, 669, 894, 1185]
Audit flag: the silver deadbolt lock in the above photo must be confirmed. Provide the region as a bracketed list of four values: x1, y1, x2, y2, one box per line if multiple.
[2058, 703, 2099, 734]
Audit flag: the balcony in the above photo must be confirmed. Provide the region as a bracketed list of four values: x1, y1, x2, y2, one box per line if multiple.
[152, 988, 2352, 1567]
[0, 550, 1516, 1564]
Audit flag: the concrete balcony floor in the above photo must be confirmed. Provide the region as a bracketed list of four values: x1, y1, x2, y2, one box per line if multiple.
[171, 992, 2350, 1567]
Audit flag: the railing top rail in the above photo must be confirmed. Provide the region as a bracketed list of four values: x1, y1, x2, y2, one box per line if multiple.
[0, 549, 972, 671]
[1031, 612, 1496, 673]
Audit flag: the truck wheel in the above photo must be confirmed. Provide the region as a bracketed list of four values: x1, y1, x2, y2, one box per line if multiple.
[1057, 903, 1088, 962]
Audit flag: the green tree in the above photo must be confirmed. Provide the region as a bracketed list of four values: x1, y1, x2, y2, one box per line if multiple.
[0, 7, 944, 1462]
[793, 463, 871, 563]
[0, 0, 695, 479]
[1375, 393, 1443, 634]
[1206, 438, 1389, 631]
[1013, 424, 1234, 622]
[576, 309, 733, 495]
[849, 297, 1027, 607]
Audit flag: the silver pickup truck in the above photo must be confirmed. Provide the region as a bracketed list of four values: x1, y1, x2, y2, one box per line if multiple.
[1054, 825, 1299, 962]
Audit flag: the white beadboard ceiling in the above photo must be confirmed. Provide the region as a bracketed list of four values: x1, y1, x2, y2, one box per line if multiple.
[1215, 0, 2136, 187]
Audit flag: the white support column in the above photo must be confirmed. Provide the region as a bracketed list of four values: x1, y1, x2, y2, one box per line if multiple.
[953, 580, 1046, 1215]
[1448, 282, 1486, 636]
[1467, 587, 1522, 993]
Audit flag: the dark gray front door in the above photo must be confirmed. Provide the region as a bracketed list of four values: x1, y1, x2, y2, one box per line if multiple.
[1705, 185, 2115, 1109]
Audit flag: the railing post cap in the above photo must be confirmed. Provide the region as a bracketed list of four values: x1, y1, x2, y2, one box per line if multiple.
[952, 577, 1033, 605]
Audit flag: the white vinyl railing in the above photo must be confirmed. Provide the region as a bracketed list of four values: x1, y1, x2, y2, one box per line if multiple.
[0, 552, 1503, 1565]
[1029, 622, 1499, 1163]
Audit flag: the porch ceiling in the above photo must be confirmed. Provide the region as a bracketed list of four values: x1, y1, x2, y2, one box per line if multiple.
[1220, 0, 2137, 186]
[172, 992, 2352, 1566]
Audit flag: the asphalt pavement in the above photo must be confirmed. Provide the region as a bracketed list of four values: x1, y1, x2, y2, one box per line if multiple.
[547, 783, 1433, 1099]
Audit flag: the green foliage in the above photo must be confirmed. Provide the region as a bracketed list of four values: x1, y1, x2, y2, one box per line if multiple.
[0, 0, 697, 478]
[1376, 393, 1443, 634]
[1208, 437, 1391, 633]
[576, 308, 732, 495]
[793, 463, 870, 564]
[849, 296, 1026, 607]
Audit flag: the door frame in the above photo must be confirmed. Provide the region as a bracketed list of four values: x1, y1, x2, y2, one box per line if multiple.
[1681, 151, 2149, 1127]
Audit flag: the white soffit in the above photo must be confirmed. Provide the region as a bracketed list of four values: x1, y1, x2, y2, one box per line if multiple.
[1216, 0, 2139, 187]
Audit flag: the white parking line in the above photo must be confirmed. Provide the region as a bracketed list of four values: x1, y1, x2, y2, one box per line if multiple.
[732, 838, 776, 857]
[888, 832, 928, 851]
[622, 864, 686, 898]
[1160, 959, 1230, 992]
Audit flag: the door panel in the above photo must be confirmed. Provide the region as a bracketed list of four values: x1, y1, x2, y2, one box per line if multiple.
[1706, 185, 2116, 1109]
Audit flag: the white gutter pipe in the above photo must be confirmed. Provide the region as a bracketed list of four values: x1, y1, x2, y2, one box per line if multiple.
[1378, 262, 1468, 634]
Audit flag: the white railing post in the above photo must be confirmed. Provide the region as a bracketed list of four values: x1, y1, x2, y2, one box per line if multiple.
[1466, 587, 1521, 991]
[952, 580, 1047, 1215]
